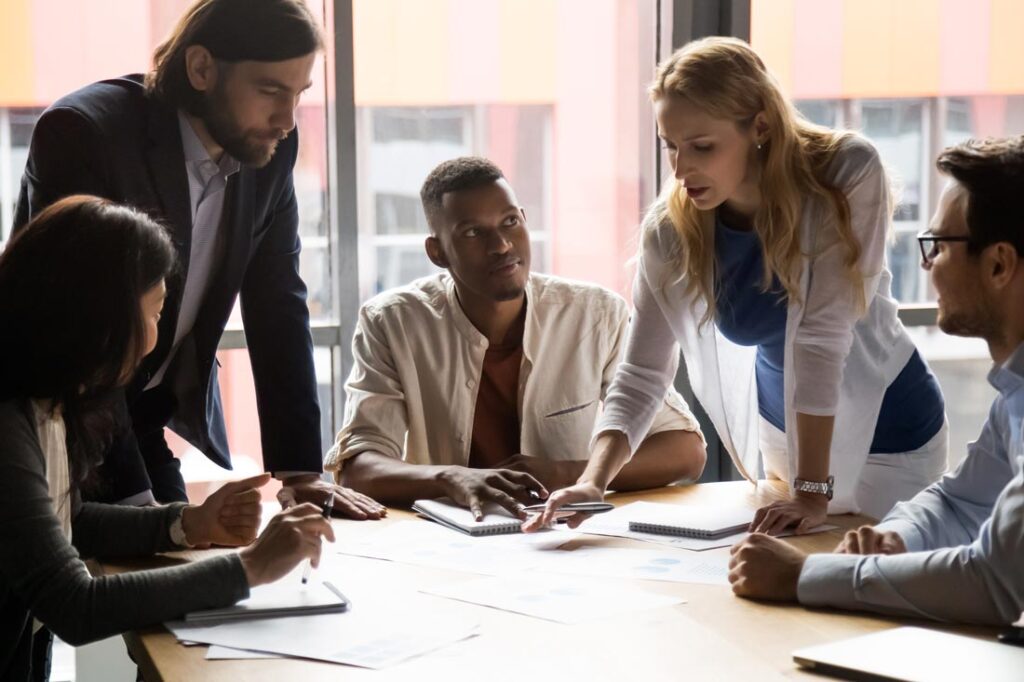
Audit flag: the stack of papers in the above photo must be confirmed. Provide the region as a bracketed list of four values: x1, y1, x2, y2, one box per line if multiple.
[165, 576, 480, 669]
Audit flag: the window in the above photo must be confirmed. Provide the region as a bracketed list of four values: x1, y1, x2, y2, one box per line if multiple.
[751, 0, 1024, 466]
[352, 0, 658, 303]
[0, 0, 339, 496]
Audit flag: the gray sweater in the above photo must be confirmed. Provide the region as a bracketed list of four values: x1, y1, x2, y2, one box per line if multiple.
[0, 399, 249, 680]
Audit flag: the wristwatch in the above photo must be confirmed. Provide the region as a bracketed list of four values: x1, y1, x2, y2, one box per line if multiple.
[793, 475, 834, 501]
[169, 508, 195, 548]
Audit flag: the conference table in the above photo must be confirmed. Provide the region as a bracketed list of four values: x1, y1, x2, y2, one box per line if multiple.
[100, 480, 998, 681]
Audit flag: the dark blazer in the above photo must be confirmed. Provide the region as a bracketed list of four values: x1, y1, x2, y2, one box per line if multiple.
[13, 75, 323, 494]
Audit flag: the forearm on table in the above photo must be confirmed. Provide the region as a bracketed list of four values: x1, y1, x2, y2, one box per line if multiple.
[338, 451, 448, 505]
[610, 429, 706, 491]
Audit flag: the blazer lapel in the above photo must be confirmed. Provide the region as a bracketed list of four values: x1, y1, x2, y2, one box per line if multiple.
[142, 101, 192, 376]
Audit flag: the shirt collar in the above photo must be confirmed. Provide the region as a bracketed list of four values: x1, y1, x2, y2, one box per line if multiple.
[443, 273, 540, 362]
[987, 342, 1024, 396]
[177, 110, 241, 181]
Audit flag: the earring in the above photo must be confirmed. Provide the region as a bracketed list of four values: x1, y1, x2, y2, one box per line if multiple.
[757, 142, 763, 151]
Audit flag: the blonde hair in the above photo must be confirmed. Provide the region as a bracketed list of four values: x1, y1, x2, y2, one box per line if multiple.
[649, 36, 866, 326]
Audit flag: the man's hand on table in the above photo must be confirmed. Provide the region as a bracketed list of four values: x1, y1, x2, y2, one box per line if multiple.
[835, 525, 907, 555]
[278, 474, 387, 520]
[436, 466, 548, 521]
[728, 533, 806, 602]
[494, 454, 584, 491]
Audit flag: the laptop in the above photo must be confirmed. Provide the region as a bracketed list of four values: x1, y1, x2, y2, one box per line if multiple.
[792, 626, 1024, 682]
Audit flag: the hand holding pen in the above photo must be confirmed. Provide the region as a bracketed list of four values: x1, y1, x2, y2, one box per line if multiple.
[237, 494, 336, 588]
[302, 491, 335, 584]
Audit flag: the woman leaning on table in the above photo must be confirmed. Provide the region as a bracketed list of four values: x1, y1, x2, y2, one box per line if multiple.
[526, 37, 947, 533]
[0, 196, 334, 682]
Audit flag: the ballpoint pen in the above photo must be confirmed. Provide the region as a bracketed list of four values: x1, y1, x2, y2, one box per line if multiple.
[301, 490, 335, 584]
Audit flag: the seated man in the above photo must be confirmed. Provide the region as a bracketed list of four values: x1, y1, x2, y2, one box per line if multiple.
[325, 157, 706, 519]
[727, 136, 1024, 625]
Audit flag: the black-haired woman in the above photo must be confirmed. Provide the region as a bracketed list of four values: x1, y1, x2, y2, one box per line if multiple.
[0, 196, 334, 682]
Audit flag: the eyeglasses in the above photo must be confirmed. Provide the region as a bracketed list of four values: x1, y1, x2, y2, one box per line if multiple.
[917, 231, 970, 266]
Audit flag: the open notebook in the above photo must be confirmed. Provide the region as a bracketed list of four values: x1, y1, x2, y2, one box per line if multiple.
[184, 580, 349, 624]
[627, 504, 754, 539]
[412, 498, 523, 536]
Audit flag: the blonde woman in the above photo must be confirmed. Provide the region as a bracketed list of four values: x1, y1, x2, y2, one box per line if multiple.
[526, 37, 947, 533]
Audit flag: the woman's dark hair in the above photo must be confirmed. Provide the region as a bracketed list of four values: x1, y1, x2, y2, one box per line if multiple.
[145, 0, 324, 114]
[0, 196, 176, 490]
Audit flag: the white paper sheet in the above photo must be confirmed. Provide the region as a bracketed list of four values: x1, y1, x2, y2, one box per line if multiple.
[536, 545, 731, 586]
[168, 611, 479, 670]
[422, 574, 684, 624]
[337, 519, 575, 574]
[569, 501, 837, 550]
[167, 576, 480, 673]
[205, 645, 281, 660]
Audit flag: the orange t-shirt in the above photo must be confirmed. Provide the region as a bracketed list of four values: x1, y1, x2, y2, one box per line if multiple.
[468, 311, 525, 470]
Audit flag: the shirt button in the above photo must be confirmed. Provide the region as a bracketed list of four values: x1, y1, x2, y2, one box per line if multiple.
[466, 379, 475, 388]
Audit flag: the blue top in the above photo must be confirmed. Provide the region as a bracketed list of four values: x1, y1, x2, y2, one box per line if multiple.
[713, 218, 944, 454]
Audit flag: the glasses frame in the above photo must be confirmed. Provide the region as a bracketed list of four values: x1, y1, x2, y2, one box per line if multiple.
[916, 231, 971, 266]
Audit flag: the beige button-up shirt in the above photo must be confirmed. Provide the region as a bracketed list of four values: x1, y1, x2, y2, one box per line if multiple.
[325, 273, 701, 472]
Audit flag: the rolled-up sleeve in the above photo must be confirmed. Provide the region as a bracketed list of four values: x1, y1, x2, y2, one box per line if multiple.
[325, 305, 408, 473]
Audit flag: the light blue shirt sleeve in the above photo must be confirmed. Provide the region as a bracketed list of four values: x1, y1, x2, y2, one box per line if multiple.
[797, 386, 1024, 625]
[871, 398, 1011, 552]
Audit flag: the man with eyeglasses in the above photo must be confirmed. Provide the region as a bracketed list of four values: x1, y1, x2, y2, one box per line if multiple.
[725, 135, 1024, 625]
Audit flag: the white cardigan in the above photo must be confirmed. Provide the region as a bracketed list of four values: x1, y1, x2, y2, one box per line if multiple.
[598, 136, 915, 513]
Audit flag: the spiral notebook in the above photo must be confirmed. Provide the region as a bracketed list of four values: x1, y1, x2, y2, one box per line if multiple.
[412, 497, 523, 536]
[627, 505, 754, 539]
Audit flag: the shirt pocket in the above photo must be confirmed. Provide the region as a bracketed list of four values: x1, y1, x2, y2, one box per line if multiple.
[533, 400, 599, 459]
[544, 401, 595, 419]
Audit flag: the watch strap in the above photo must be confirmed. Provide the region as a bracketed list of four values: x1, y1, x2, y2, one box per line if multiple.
[169, 508, 195, 548]
[793, 475, 834, 501]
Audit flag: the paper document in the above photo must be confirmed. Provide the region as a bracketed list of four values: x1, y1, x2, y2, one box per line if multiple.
[337, 519, 574, 575]
[538, 546, 731, 586]
[205, 645, 280, 660]
[167, 610, 479, 670]
[423, 574, 684, 624]
[570, 501, 836, 550]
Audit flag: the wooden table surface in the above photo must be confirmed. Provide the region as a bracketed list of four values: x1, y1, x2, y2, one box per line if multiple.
[102, 481, 998, 681]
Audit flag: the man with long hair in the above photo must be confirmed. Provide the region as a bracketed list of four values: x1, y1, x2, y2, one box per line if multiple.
[13, 0, 384, 518]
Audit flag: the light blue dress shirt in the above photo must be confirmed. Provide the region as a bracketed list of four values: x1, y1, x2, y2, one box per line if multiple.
[797, 342, 1024, 625]
[147, 112, 240, 389]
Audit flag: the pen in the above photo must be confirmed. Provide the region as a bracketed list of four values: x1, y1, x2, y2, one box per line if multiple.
[301, 491, 335, 585]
